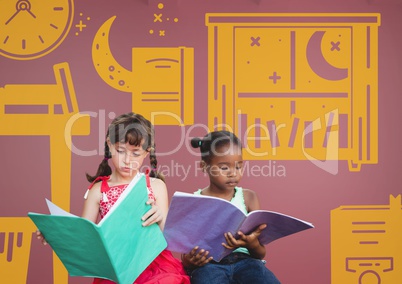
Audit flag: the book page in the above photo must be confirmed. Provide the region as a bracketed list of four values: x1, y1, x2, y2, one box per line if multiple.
[164, 192, 247, 261]
[27, 212, 117, 281]
[239, 210, 314, 245]
[28, 174, 166, 283]
[98, 174, 167, 283]
[45, 199, 77, 217]
[165, 192, 314, 260]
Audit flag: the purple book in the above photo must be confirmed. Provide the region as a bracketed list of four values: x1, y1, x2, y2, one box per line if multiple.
[163, 192, 314, 261]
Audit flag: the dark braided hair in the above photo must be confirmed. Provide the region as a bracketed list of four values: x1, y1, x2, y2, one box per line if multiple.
[191, 130, 242, 164]
[86, 112, 165, 183]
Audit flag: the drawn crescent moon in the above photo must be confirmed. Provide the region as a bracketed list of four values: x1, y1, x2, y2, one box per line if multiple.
[92, 16, 133, 92]
[306, 31, 348, 81]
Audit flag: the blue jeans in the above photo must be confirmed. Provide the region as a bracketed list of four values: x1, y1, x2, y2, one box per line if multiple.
[189, 253, 281, 284]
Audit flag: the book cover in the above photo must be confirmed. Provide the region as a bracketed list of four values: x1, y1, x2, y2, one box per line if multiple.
[163, 191, 314, 261]
[28, 174, 167, 283]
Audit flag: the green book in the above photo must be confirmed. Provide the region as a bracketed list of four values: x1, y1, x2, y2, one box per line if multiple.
[28, 174, 167, 284]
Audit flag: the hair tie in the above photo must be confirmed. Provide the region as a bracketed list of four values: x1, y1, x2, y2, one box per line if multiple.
[198, 140, 202, 147]
[103, 157, 109, 162]
[152, 168, 157, 172]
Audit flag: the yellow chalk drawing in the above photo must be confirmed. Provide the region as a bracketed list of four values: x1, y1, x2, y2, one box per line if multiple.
[0, 62, 90, 283]
[0, 218, 36, 283]
[75, 12, 91, 36]
[150, 2, 179, 36]
[92, 16, 194, 125]
[0, 0, 74, 60]
[206, 13, 380, 171]
[331, 195, 402, 283]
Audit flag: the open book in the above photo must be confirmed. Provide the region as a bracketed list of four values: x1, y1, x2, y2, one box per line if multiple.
[28, 174, 167, 283]
[163, 191, 314, 261]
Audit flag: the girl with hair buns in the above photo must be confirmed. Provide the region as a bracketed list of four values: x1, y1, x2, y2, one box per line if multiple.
[37, 112, 189, 284]
[181, 130, 280, 284]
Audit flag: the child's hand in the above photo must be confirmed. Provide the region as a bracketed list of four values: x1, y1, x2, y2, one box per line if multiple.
[222, 224, 267, 250]
[35, 230, 48, 245]
[141, 199, 163, 226]
[182, 246, 213, 268]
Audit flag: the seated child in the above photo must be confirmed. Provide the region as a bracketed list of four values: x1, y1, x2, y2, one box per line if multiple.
[181, 130, 281, 284]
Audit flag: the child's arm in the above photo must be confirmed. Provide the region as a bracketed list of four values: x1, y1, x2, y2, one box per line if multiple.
[222, 188, 267, 259]
[81, 183, 102, 223]
[141, 178, 169, 230]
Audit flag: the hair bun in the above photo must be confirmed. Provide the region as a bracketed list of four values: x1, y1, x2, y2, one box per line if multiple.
[191, 137, 202, 148]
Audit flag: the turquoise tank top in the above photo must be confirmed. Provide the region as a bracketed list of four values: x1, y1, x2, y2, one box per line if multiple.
[194, 187, 249, 255]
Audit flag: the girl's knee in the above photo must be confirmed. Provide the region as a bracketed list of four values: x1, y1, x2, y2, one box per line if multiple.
[235, 259, 280, 284]
[190, 264, 230, 284]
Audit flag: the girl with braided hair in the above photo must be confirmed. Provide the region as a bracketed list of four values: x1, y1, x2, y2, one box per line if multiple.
[37, 112, 189, 283]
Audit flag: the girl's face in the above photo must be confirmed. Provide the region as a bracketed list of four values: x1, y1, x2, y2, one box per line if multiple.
[204, 144, 243, 192]
[108, 139, 149, 178]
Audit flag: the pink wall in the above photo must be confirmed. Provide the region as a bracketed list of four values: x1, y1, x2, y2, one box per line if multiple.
[1, 0, 401, 283]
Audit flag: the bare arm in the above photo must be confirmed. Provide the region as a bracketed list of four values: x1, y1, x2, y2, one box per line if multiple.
[141, 178, 169, 230]
[81, 184, 102, 223]
[222, 189, 267, 259]
[243, 188, 260, 212]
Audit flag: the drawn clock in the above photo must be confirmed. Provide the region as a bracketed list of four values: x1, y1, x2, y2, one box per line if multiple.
[0, 0, 74, 60]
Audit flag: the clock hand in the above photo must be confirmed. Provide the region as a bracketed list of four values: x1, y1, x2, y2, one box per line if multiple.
[5, 0, 35, 25]
[20, 0, 36, 18]
[5, 9, 21, 25]
[26, 8, 36, 19]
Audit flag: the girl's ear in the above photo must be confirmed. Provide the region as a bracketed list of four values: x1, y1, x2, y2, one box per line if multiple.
[145, 146, 153, 157]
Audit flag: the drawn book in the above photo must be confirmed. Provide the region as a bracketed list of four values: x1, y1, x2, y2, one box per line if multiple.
[28, 174, 167, 284]
[163, 191, 314, 261]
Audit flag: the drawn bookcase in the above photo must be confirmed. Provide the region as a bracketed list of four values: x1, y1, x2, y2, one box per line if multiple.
[206, 13, 380, 171]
